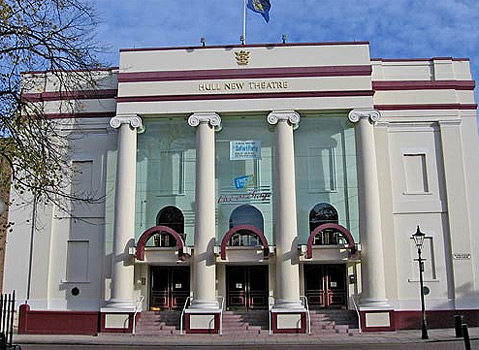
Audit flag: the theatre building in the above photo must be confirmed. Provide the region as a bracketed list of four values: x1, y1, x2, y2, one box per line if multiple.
[5, 42, 479, 335]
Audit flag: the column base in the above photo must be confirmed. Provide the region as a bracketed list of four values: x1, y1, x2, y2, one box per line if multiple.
[100, 299, 136, 333]
[103, 298, 136, 310]
[271, 304, 307, 334]
[360, 297, 391, 308]
[189, 299, 219, 310]
[359, 309, 394, 332]
[184, 307, 221, 334]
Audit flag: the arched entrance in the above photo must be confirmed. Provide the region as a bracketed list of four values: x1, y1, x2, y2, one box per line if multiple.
[136, 207, 190, 310]
[304, 203, 356, 309]
[224, 205, 269, 310]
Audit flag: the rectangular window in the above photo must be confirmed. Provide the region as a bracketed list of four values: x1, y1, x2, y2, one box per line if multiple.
[403, 153, 429, 193]
[307, 146, 336, 192]
[66, 240, 89, 282]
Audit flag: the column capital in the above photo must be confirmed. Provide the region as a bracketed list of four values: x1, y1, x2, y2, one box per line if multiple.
[348, 109, 381, 123]
[267, 110, 300, 126]
[110, 115, 143, 129]
[188, 113, 221, 127]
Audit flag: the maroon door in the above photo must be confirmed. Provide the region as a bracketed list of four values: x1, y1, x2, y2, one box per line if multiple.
[227, 266, 268, 310]
[150, 266, 190, 310]
[304, 264, 346, 309]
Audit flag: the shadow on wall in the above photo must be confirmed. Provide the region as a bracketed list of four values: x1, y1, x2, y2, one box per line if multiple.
[395, 282, 479, 330]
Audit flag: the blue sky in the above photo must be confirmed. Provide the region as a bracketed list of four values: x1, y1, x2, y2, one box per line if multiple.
[94, 0, 479, 103]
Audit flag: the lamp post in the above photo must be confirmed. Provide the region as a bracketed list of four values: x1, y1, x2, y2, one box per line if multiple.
[412, 225, 429, 340]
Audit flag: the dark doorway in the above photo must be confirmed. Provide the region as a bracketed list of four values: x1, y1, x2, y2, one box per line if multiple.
[226, 266, 268, 310]
[150, 266, 190, 310]
[304, 264, 347, 309]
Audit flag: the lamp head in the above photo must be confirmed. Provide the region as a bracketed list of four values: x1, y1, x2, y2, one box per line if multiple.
[412, 225, 426, 249]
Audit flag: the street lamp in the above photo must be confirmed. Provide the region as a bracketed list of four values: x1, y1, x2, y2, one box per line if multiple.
[412, 225, 429, 339]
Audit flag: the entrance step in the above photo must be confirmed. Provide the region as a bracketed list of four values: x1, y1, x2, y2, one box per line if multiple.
[135, 310, 182, 335]
[309, 309, 359, 335]
[222, 310, 269, 335]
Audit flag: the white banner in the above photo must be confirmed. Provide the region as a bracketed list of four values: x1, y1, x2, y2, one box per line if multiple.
[230, 140, 261, 160]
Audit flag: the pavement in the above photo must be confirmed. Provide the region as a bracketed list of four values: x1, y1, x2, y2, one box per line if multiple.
[13, 327, 479, 346]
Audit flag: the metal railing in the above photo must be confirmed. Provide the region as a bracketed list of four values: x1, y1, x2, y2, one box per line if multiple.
[300, 295, 311, 335]
[217, 296, 224, 336]
[268, 296, 274, 335]
[132, 295, 144, 335]
[350, 294, 362, 333]
[0, 291, 18, 349]
[179, 296, 192, 335]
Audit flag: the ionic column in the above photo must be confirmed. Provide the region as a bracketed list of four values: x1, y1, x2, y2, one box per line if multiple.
[267, 111, 303, 310]
[107, 115, 143, 309]
[348, 109, 389, 307]
[188, 113, 221, 309]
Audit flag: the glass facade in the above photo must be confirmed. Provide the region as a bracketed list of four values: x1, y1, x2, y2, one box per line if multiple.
[135, 113, 359, 246]
[294, 114, 359, 243]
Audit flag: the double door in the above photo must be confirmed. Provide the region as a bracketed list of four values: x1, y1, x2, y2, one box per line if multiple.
[304, 264, 346, 309]
[227, 266, 268, 310]
[150, 266, 190, 310]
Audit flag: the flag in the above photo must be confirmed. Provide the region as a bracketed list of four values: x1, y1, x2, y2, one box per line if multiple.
[247, 0, 271, 23]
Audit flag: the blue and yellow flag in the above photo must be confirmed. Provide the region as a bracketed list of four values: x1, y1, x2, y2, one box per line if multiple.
[247, 0, 271, 23]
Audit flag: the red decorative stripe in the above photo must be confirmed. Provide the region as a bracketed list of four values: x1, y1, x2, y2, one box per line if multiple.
[44, 112, 115, 119]
[373, 80, 475, 91]
[375, 104, 477, 110]
[117, 90, 374, 103]
[118, 65, 372, 83]
[22, 89, 117, 102]
[120, 41, 370, 52]
[371, 57, 470, 62]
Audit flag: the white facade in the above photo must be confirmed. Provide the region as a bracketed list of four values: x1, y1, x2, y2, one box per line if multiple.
[5, 42, 479, 334]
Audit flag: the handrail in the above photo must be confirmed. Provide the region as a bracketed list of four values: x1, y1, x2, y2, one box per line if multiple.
[180, 296, 192, 335]
[350, 294, 362, 333]
[300, 295, 311, 335]
[217, 296, 225, 336]
[132, 295, 144, 336]
[268, 296, 274, 335]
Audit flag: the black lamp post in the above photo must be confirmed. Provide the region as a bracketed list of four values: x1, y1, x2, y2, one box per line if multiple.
[412, 225, 429, 340]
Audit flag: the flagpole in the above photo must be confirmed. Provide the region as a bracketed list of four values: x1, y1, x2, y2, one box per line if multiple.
[242, 0, 247, 44]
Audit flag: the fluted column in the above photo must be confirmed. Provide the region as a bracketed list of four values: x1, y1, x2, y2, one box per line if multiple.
[267, 111, 303, 310]
[348, 109, 389, 308]
[188, 113, 221, 309]
[107, 115, 143, 309]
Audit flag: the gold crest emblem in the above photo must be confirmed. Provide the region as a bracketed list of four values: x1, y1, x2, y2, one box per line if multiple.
[235, 51, 250, 66]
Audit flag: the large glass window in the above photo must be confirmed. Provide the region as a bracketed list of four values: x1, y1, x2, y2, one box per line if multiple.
[216, 116, 273, 244]
[135, 118, 196, 245]
[294, 115, 359, 243]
